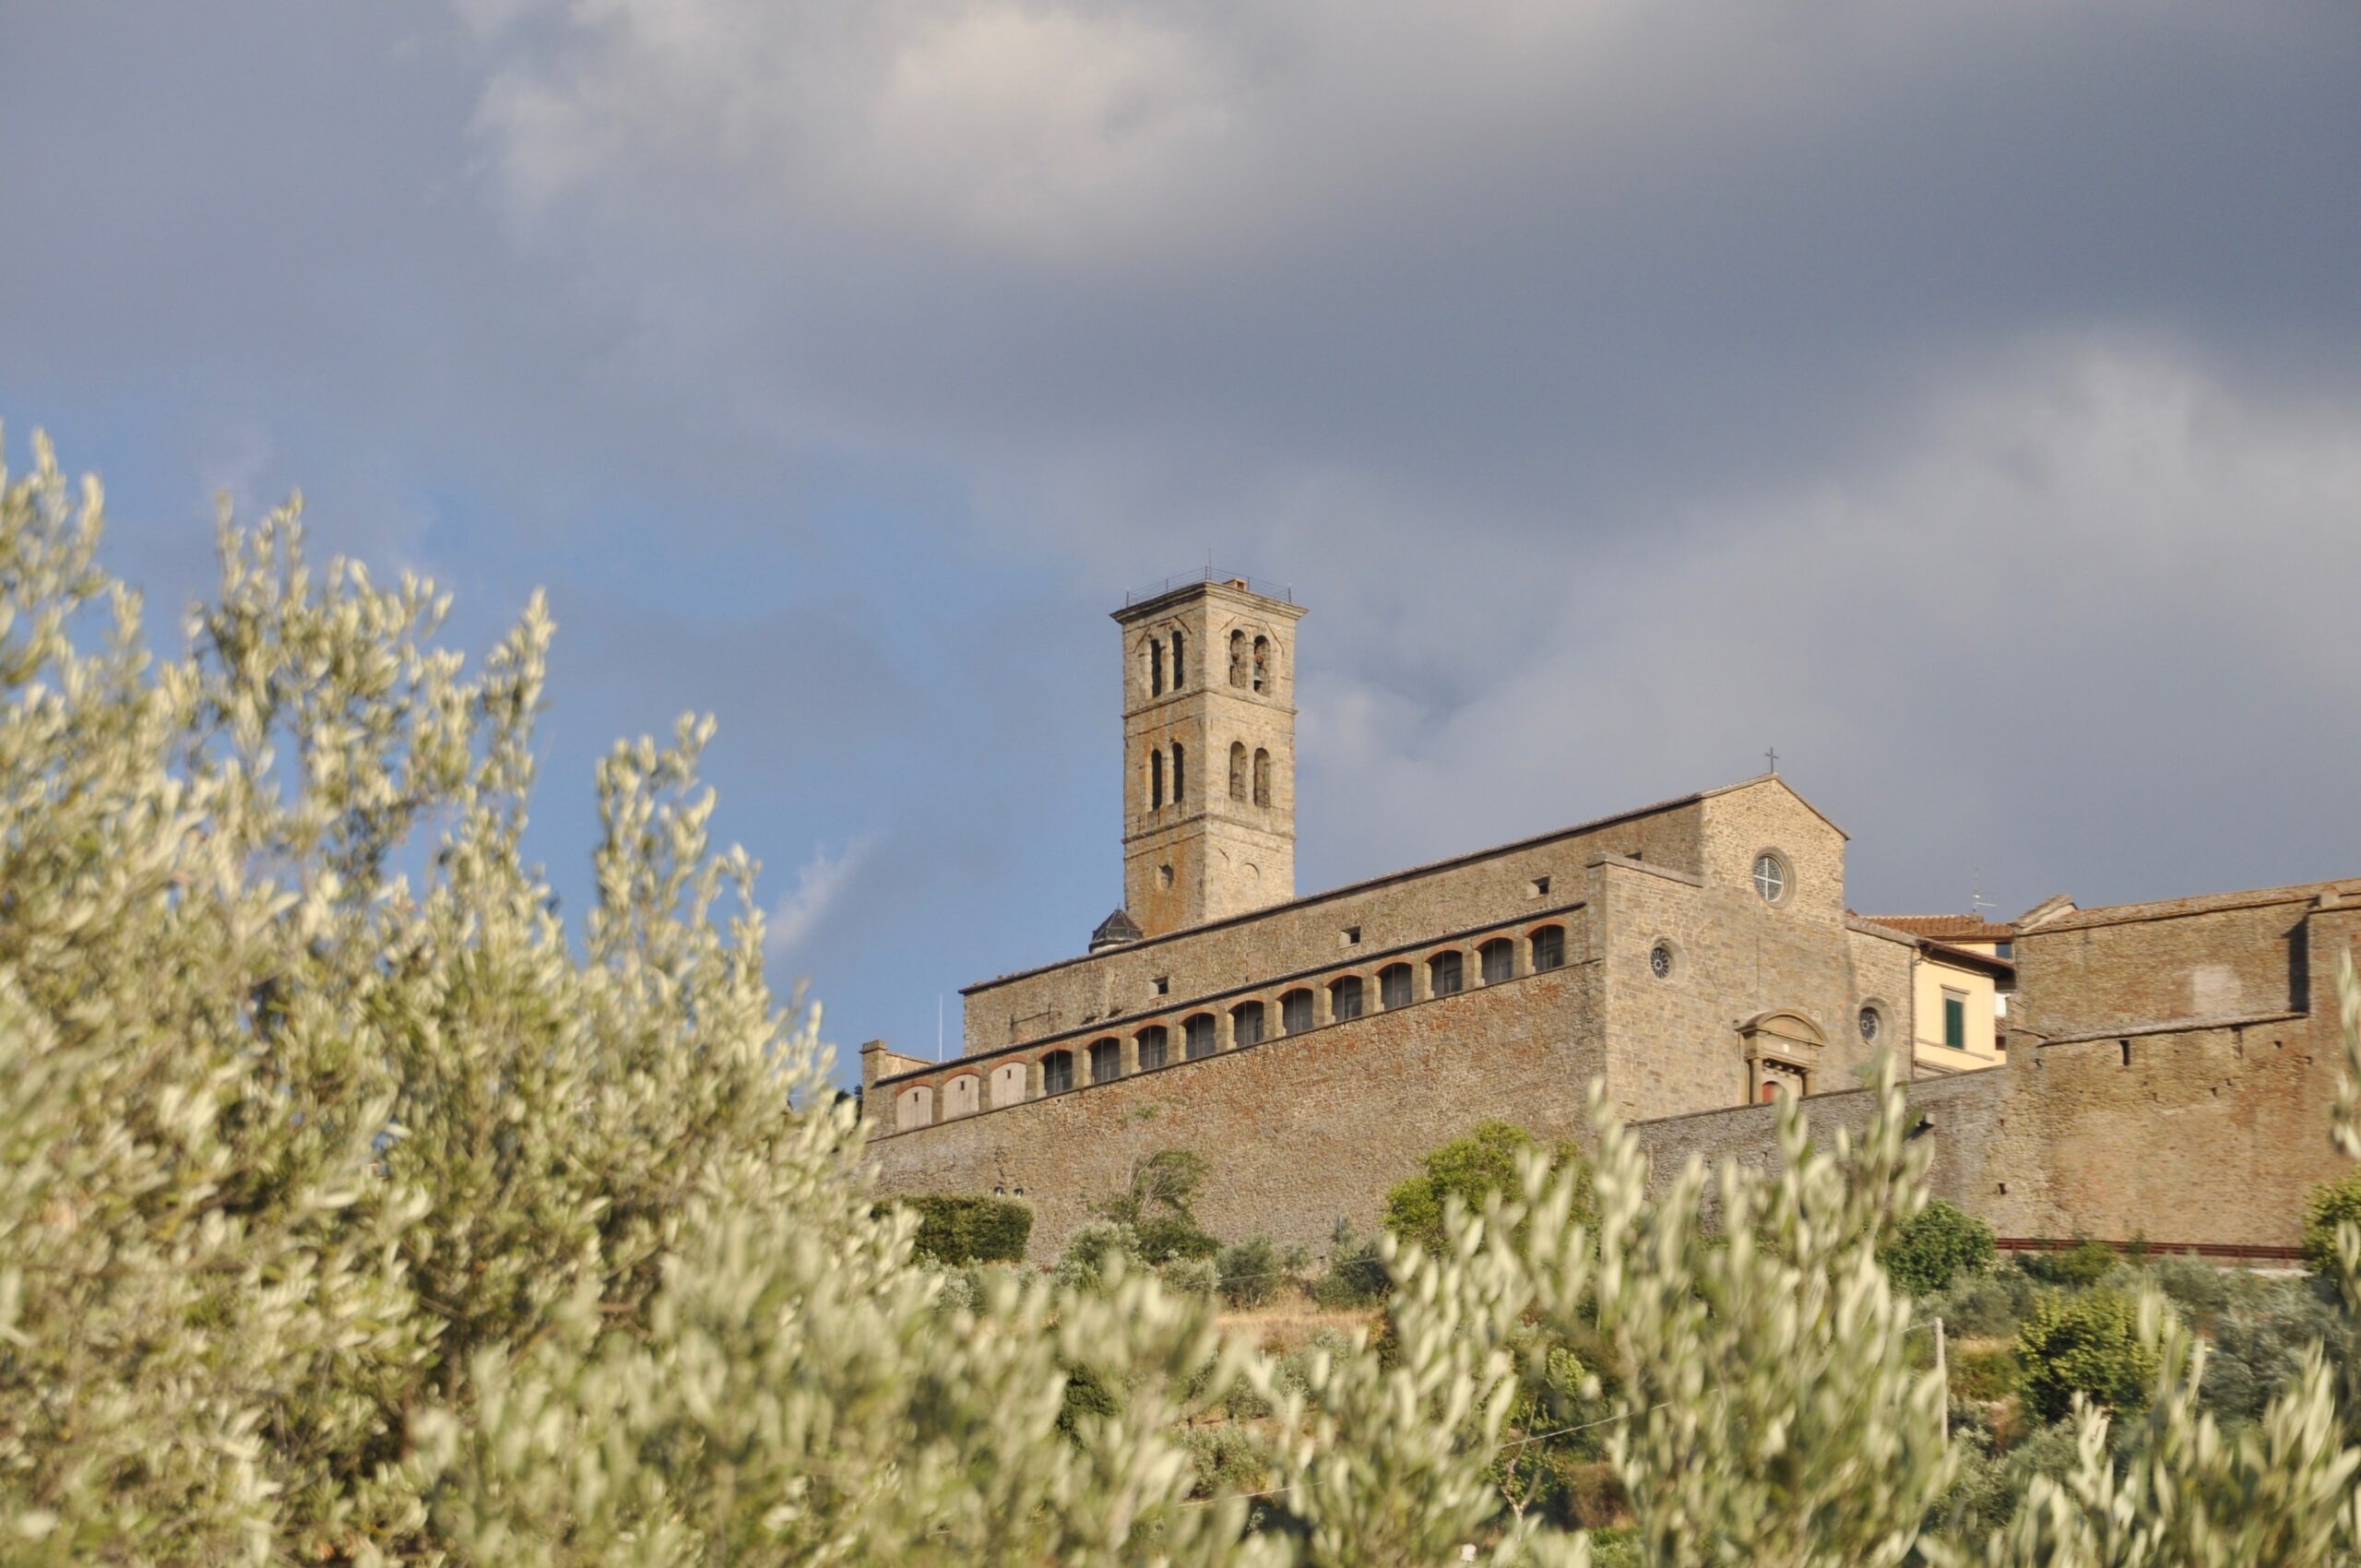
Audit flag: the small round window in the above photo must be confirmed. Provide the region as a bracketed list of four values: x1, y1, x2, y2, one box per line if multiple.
[1857, 1004, 1882, 1043]
[1649, 941, 1675, 980]
[1751, 851, 1789, 904]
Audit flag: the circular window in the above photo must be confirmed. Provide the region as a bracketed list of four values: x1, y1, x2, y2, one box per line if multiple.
[1649, 941, 1675, 980]
[1858, 1004, 1882, 1043]
[1751, 851, 1789, 904]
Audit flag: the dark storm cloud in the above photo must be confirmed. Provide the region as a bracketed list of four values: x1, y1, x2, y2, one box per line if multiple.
[4, 0, 2357, 1065]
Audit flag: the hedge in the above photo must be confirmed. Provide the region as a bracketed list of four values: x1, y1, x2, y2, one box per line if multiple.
[906, 1194, 1034, 1265]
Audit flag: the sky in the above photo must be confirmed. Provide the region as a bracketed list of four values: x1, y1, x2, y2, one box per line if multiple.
[5, 0, 2358, 1081]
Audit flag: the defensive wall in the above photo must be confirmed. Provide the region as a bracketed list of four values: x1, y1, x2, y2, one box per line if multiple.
[1611, 877, 2361, 1250]
[869, 865, 2360, 1262]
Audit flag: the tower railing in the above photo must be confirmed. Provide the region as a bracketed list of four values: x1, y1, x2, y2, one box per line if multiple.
[1122, 567, 1295, 607]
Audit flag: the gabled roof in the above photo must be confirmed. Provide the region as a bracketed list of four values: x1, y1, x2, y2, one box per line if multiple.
[1699, 773, 1850, 840]
[1861, 914, 2015, 944]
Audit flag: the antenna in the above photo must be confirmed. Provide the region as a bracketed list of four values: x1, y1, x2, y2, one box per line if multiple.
[936, 995, 943, 1062]
[1971, 869, 1995, 919]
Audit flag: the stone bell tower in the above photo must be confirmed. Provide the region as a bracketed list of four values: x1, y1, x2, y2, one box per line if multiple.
[1112, 576, 1306, 938]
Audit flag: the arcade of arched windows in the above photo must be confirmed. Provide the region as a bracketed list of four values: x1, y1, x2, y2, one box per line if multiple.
[875, 917, 1578, 1130]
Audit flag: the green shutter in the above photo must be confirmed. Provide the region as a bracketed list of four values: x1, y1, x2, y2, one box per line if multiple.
[1944, 995, 1966, 1049]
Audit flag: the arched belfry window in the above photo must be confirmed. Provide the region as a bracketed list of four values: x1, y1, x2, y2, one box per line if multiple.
[1150, 749, 1164, 810]
[1229, 742, 1248, 802]
[1171, 743, 1186, 805]
[1170, 628, 1186, 686]
[1148, 638, 1164, 697]
[1228, 629, 1248, 686]
[1252, 747, 1271, 807]
[1252, 636, 1270, 693]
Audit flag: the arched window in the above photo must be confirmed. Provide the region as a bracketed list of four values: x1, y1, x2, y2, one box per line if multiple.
[1380, 963, 1414, 1009]
[1281, 988, 1314, 1035]
[1228, 628, 1248, 686]
[1429, 950, 1464, 997]
[1171, 743, 1185, 805]
[1136, 1025, 1169, 1071]
[1183, 1013, 1217, 1060]
[943, 1074, 980, 1118]
[1329, 975, 1365, 1021]
[1150, 749, 1164, 810]
[1170, 628, 1186, 686]
[1148, 638, 1164, 697]
[1252, 747, 1271, 807]
[1231, 1000, 1265, 1047]
[1088, 1038, 1121, 1084]
[1479, 937, 1515, 984]
[1041, 1050, 1074, 1094]
[1529, 925, 1566, 973]
[1229, 741, 1248, 801]
[1252, 635, 1270, 693]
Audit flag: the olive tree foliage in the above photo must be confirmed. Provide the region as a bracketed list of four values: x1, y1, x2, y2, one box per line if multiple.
[0, 437, 1270, 1567]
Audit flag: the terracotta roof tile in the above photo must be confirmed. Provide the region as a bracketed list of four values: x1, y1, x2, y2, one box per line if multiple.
[1857, 914, 2015, 943]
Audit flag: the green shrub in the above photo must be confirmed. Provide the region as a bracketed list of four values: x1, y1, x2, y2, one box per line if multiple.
[2015, 1288, 2159, 1422]
[1383, 1120, 1591, 1254]
[1053, 1219, 1139, 1293]
[906, 1194, 1034, 1265]
[2018, 1236, 2121, 1289]
[1180, 1425, 1270, 1500]
[2198, 1279, 2345, 1426]
[2301, 1170, 2361, 1277]
[1948, 1343, 2024, 1403]
[1158, 1255, 1220, 1298]
[1878, 1197, 1996, 1295]
[1309, 1219, 1392, 1307]
[1215, 1236, 1305, 1308]
[1095, 1149, 1220, 1264]
[1928, 1265, 2041, 1339]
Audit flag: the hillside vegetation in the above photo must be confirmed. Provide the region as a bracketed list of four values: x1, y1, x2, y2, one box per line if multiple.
[4, 431, 2361, 1566]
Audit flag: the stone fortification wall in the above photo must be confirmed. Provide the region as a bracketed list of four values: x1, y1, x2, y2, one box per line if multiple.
[1635, 1002, 2352, 1250]
[2014, 889, 2330, 1039]
[960, 793, 1705, 1057]
[1631, 1069, 2018, 1229]
[870, 961, 1599, 1260]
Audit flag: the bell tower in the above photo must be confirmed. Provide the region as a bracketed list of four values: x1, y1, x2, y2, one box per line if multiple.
[1113, 576, 1306, 938]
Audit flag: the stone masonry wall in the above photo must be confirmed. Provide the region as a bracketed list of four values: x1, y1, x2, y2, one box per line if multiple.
[870, 959, 1601, 1260]
[2014, 895, 2318, 1039]
[1598, 785, 1911, 1123]
[960, 790, 1713, 1057]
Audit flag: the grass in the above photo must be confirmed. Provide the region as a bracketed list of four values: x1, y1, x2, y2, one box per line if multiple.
[1217, 1301, 1381, 1354]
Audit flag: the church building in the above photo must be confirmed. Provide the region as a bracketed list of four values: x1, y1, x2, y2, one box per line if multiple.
[863, 576, 2359, 1262]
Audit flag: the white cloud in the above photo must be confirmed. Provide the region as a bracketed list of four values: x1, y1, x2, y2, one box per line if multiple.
[1285, 335, 2361, 910]
[765, 835, 880, 956]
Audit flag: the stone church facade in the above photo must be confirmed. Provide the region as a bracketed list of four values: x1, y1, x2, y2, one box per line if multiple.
[863, 578, 2359, 1260]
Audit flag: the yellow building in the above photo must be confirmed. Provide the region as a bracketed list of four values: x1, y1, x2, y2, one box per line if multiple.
[1857, 915, 2016, 1075]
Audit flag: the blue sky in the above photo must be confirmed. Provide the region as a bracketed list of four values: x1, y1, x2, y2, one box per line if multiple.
[6, 0, 2359, 1083]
